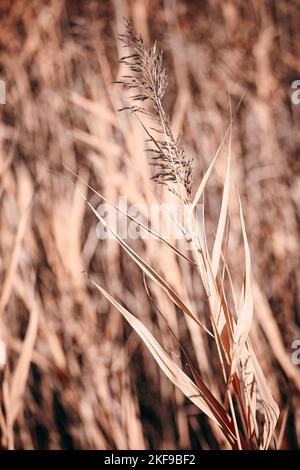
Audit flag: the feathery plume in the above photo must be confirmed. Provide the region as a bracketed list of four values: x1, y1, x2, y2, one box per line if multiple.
[117, 20, 193, 200]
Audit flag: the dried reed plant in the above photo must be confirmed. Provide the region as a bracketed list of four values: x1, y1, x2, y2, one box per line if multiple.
[1, 0, 299, 451]
[80, 21, 280, 449]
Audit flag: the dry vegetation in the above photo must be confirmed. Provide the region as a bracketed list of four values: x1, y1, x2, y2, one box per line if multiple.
[0, 0, 299, 450]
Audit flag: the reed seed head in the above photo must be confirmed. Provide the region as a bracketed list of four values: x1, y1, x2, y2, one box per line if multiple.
[118, 20, 193, 200]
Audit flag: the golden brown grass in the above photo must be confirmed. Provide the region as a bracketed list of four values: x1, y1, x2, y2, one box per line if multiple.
[0, 0, 299, 450]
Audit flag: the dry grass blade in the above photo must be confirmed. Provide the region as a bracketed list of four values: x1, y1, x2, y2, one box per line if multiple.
[189, 96, 243, 214]
[59, 174, 213, 337]
[90, 278, 240, 447]
[9, 299, 39, 426]
[61, 165, 196, 266]
[0, 203, 32, 317]
[211, 144, 231, 279]
[231, 190, 253, 376]
[91, 205, 213, 337]
[247, 342, 280, 449]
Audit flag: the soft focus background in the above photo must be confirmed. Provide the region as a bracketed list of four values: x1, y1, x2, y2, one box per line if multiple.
[0, 0, 299, 449]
